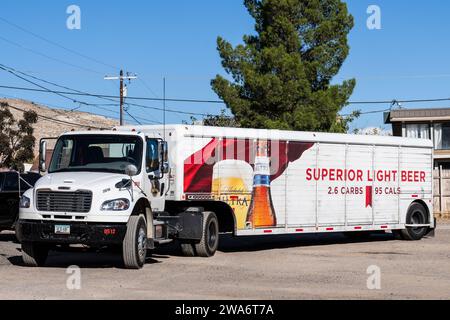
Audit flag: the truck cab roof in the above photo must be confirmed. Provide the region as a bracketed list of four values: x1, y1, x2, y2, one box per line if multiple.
[59, 129, 162, 139]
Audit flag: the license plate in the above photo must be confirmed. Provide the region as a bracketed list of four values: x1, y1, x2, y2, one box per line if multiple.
[55, 225, 71, 235]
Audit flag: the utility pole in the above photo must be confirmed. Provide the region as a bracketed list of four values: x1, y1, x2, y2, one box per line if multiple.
[104, 70, 137, 125]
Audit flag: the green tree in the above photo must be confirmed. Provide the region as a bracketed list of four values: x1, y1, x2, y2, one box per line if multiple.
[0, 102, 38, 171]
[183, 109, 240, 127]
[211, 0, 358, 133]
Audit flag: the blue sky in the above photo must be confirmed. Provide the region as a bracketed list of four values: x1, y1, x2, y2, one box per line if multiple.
[0, 1, 449, 132]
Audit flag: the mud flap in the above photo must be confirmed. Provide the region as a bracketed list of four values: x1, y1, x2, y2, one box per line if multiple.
[177, 209, 204, 241]
[425, 218, 437, 238]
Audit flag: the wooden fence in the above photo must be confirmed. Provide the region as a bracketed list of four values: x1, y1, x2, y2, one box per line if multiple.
[433, 167, 450, 219]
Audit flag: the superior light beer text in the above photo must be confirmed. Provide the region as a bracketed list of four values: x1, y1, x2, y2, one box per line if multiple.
[306, 169, 426, 183]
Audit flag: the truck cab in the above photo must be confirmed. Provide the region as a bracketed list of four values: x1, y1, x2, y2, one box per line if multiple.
[16, 129, 219, 269]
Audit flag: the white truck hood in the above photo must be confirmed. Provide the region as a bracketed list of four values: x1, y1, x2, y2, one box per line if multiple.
[34, 172, 129, 191]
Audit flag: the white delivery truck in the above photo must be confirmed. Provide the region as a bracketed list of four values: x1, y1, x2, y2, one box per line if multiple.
[17, 125, 435, 269]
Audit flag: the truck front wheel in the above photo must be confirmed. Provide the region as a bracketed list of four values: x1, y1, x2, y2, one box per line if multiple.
[22, 242, 49, 267]
[195, 211, 219, 258]
[122, 215, 148, 269]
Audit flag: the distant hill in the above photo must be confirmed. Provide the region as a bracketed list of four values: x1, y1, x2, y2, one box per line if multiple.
[0, 98, 118, 160]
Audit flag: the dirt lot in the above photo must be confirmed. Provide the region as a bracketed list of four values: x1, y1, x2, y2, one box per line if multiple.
[0, 223, 449, 300]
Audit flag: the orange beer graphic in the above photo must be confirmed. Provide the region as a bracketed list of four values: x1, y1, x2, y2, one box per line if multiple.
[246, 140, 277, 228]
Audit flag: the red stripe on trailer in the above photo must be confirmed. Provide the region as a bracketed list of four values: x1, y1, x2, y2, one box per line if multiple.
[412, 195, 419, 198]
[380, 225, 388, 229]
[354, 226, 362, 230]
[296, 229, 304, 232]
[263, 230, 273, 234]
[326, 227, 334, 231]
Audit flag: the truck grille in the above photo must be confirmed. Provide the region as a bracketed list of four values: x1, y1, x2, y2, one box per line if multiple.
[36, 190, 92, 213]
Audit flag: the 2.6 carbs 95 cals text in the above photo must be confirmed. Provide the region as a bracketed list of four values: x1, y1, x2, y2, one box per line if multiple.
[328, 186, 401, 195]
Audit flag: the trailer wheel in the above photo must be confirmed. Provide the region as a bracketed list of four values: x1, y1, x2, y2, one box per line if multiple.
[195, 211, 219, 258]
[122, 215, 147, 269]
[21, 242, 49, 267]
[401, 203, 428, 241]
[180, 241, 196, 257]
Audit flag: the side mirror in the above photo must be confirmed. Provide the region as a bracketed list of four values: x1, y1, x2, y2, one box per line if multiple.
[39, 140, 47, 173]
[159, 141, 169, 162]
[162, 162, 170, 174]
[125, 164, 138, 177]
[159, 140, 170, 175]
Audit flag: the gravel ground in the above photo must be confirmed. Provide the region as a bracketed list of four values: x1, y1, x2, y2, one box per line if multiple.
[0, 223, 449, 300]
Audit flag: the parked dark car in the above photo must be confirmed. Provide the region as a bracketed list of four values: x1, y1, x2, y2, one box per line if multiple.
[0, 172, 41, 231]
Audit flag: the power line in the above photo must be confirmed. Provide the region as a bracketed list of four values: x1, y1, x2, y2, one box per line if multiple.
[347, 98, 450, 105]
[0, 63, 214, 117]
[0, 64, 87, 103]
[1, 101, 106, 129]
[1, 92, 158, 126]
[139, 78, 160, 98]
[90, 103, 161, 124]
[0, 64, 161, 124]
[124, 109, 142, 125]
[341, 108, 392, 117]
[0, 17, 446, 111]
[0, 17, 161, 102]
[0, 83, 224, 104]
[4, 64, 450, 117]
[0, 16, 119, 72]
[0, 84, 217, 117]
[0, 35, 103, 75]
[3, 81, 450, 107]
[5, 82, 450, 117]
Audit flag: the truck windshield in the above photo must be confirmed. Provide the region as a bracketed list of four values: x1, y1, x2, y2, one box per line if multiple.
[48, 135, 143, 174]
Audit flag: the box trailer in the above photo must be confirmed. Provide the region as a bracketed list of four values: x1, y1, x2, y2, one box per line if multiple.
[17, 125, 435, 269]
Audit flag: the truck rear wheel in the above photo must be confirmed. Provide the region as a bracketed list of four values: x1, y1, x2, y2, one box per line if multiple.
[195, 211, 219, 258]
[401, 203, 428, 241]
[22, 242, 49, 267]
[122, 215, 147, 269]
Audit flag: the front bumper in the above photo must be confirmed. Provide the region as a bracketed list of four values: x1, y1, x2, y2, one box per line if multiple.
[16, 220, 127, 245]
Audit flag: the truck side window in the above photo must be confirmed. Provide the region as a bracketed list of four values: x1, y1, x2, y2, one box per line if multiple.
[146, 139, 160, 172]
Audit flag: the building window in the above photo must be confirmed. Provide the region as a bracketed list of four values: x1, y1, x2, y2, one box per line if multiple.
[434, 123, 450, 150]
[406, 124, 430, 139]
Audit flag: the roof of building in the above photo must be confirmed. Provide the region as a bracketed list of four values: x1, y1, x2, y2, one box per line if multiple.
[385, 107, 450, 123]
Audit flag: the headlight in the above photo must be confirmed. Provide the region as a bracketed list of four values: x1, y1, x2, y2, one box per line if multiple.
[101, 199, 130, 211]
[19, 196, 31, 208]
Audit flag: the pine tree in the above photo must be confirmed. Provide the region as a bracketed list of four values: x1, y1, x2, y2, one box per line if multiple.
[211, 0, 358, 133]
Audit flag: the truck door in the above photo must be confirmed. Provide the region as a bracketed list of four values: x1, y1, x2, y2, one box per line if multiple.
[144, 138, 169, 212]
[0, 172, 20, 225]
[0, 174, 9, 225]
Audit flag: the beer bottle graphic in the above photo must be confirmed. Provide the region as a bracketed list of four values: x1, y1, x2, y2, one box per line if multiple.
[245, 140, 277, 229]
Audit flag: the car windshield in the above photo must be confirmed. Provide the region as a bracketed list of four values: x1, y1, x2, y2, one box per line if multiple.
[48, 135, 143, 174]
